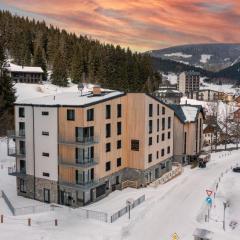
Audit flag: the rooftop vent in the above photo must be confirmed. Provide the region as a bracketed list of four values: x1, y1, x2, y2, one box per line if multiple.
[92, 84, 102, 96]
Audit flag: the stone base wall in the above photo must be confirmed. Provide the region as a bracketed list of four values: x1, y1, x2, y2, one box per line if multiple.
[17, 175, 35, 199]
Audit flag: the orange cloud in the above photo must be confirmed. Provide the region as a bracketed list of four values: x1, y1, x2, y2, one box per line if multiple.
[1, 0, 240, 51]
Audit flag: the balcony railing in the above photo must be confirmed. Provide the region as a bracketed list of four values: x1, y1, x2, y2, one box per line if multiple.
[7, 130, 25, 139]
[7, 147, 26, 158]
[8, 166, 26, 176]
[60, 157, 98, 169]
[59, 136, 98, 146]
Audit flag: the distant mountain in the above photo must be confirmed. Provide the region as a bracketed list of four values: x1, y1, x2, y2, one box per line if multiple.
[148, 43, 240, 72]
[215, 62, 240, 82]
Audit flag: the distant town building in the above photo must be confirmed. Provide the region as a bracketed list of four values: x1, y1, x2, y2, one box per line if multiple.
[170, 104, 204, 165]
[203, 124, 220, 146]
[5, 63, 44, 83]
[8, 87, 174, 207]
[177, 71, 200, 96]
[233, 108, 240, 123]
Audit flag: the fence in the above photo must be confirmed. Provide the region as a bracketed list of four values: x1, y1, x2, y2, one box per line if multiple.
[110, 194, 145, 223]
[121, 180, 138, 189]
[1, 190, 52, 216]
[150, 162, 183, 188]
[75, 208, 108, 222]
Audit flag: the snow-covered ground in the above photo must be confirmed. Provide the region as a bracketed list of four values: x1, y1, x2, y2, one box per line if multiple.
[1, 137, 240, 240]
[200, 54, 212, 63]
[164, 52, 192, 58]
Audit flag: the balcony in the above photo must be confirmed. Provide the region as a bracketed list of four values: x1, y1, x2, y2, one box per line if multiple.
[7, 130, 25, 139]
[8, 166, 26, 176]
[60, 157, 98, 169]
[7, 147, 26, 158]
[59, 136, 98, 146]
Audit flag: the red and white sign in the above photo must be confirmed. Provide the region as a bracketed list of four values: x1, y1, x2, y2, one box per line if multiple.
[206, 190, 213, 196]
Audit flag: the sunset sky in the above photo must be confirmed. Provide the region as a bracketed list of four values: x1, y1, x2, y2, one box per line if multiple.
[0, 0, 240, 52]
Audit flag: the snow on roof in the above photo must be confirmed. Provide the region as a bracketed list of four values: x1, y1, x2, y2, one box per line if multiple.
[6, 63, 44, 73]
[181, 105, 199, 122]
[16, 90, 124, 106]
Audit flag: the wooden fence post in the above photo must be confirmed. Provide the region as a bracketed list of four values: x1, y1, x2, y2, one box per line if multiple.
[28, 218, 31, 226]
[55, 219, 58, 226]
[1, 215, 3, 223]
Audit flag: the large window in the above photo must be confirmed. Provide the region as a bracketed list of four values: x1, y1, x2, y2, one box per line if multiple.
[75, 127, 94, 142]
[149, 120, 153, 134]
[20, 179, 26, 193]
[117, 104, 122, 118]
[106, 143, 111, 152]
[162, 133, 165, 141]
[161, 149, 165, 157]
[106, 123, 111, 138]
[19, 107, 25, 118]
[149, 104, 153, 117]
[168, 117, 171, 129]
[67, 109, 75, 121]
[157, 119, 159, 132]
[162, 118, 165, 130]
[117, 158, 122, 167]
[168, 132, 171, 139]
[162, 107, 165, 115]
[148, 154, 152, 163]
[117, 140, 122, 149]
[106, 105, 111, 119]
[131, 140, 139, 151]
[167, 146, 171, 154]
[87, 108, 94, 121]
[157, 104, 160, 116]
[117, 122, 122, 135]
[148, 137, 152, 146]
[105, 161, 111, 171]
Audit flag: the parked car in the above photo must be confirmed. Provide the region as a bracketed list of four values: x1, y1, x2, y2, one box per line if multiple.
[233, 167, 240, 173]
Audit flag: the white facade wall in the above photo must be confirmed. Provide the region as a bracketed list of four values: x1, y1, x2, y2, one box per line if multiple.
[33, 107, 58, 181]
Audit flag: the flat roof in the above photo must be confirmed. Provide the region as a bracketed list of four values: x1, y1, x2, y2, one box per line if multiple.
[6, 63, 44, 73]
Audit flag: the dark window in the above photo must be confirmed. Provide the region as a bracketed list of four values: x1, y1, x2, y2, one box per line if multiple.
[148, 137, 152, 146]
[106, 123, 111, 138]
[19, 107, 25, 118]
[156, 151, 159, 159]
[131, 140, 139, 151]
[157, 135, 159, 143]
[42, 111, 49, 116]
[161, 149, 165, 157]
[149, 104, 153, 117]
[184, 132, 187, 154]
[42, 152, 49, 157]
[117, 104, 122, 118]
[117, 140, 122, 149]
[148, 154, 152, 163]
[157, 119, 160, 132]
[157, 104, 160, 116]
[168, 132, 171, 139]
[168, 117, 171, 129]
[20, 179, 26, 193]
[106, 143, 111, 152]
[67, 109, 74, 120]
[105, 161, 111, 171]
[43, 172, 50, 177]
[117, 122, 122, 135]
[167, 146, 171, 154]
[149, 120, 153, 134]
[42, 131, 49, 136]
[162, 118, 165, 130]
[106, 105, 111, 119]
[117, 158, 122, 167]
[162, 133, 165, 141]
[162, 107, 165, 115]
[87, 108, 94, 121]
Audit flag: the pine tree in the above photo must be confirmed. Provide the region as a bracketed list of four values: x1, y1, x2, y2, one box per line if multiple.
[51, 50, 68, 87]
[33, 46, 47, 80]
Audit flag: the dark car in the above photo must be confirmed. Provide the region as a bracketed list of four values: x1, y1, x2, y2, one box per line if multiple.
[233, 167, 240, 173]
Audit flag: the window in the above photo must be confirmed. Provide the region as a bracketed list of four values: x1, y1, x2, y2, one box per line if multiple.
[162, 107, 165, 115]
[19, 122, 25, 136]
[148, 137, 152, 146]
[67, 109, 75, 120]
[20, 179, 26, 193]
[149, 104, 153, 117]
[43, 172, 50, 177]
[167, 146, 170, 154]
[117, 140, 122, 149]
[87, 108, 94, 121]
[168, 132, 171, 139]
[156, 151, 159, 159]
[157, 135, 159, 143]
[168, 117, 171, 129]
[161, 149, 165, 157]
[148, 154, 152, 163]
[19, 107, 25, 118]
[106, 143, 111, 152]
[157, 104, 160, 116]
[42, 131, 49, 136]
[105, 161, 111, 171]
[42, 111, 49, 116]
[42, 152, 49, 157]
[131, 140, 139, 151]
[162, 118, 165, 130]
[106, 123, 111, 138]
[117, 104, 122, 118]
[162, 133, 165, 141]
[106, 105, 111, 119]
[149, 120, 153, 134]
[117, 158, 122, 167]
[117, 122, 122, 135]
[157, 119, 160, 132]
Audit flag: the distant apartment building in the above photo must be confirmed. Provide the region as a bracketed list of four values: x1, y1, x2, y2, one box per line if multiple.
[177, 71, 200, 96]
[8, 86, 174, 207]
[5, 63, 44, 83]
[170, 104, 204, 165]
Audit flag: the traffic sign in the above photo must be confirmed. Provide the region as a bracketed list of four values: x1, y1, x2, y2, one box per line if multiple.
[206, 190, 213, 197]
[206, 197, 212, 205]
[172, 233, 179, 240]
